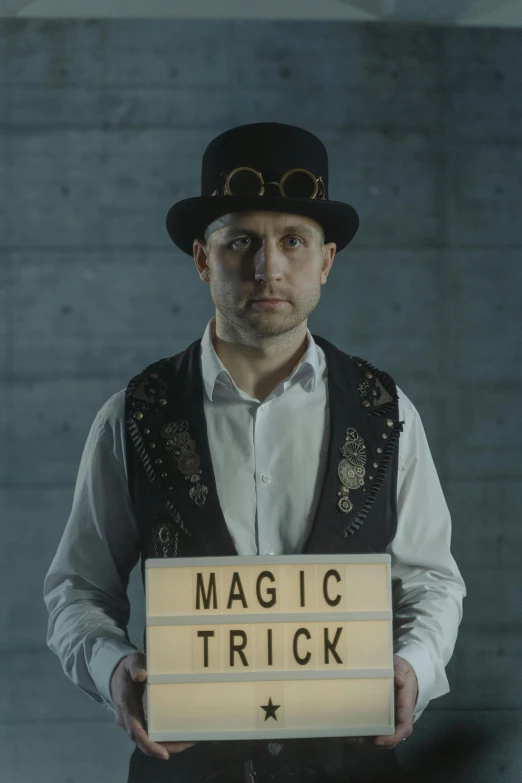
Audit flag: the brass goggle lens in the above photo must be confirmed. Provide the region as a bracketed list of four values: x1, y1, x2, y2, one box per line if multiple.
[212, 166, 325, 200]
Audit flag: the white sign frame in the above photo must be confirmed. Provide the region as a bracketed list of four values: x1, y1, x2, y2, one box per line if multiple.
[145, 554, 395, 741]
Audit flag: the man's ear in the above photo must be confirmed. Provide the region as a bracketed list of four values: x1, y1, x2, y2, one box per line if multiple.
[193, 239, 211, 281]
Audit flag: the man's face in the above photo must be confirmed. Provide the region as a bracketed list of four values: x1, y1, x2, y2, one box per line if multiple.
[193, 211, 336, 339]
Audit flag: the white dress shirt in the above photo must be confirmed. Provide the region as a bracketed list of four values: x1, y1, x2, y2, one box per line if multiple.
[43, 316, 466, 725]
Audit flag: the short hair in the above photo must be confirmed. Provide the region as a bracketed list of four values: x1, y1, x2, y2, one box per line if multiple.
[203, 223, 214, 245]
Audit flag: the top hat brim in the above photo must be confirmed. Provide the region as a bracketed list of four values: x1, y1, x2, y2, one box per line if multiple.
[166, 195, 359, 257]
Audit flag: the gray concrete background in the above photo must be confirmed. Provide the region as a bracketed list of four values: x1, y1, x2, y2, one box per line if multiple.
[0, 18, 521, 782]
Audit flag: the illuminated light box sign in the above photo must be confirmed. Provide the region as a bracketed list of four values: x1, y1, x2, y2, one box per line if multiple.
[145, 555, 395, 741]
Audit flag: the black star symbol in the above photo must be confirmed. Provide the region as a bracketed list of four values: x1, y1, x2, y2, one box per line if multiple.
[260, 697, 281, 722]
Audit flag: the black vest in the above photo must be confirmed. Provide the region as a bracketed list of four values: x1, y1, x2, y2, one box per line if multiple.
[124, 333, 404, 664]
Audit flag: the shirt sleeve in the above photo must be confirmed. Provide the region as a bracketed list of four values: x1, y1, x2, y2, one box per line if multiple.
[43, 391, 142, 714]
[389, 386, 467, 724]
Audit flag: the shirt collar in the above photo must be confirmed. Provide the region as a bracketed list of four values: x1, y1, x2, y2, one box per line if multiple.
[201, 316, 320, 401]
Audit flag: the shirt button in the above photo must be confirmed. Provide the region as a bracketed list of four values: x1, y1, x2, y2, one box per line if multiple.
[261, 403, 270, 412]
[262, 474, 272, 483]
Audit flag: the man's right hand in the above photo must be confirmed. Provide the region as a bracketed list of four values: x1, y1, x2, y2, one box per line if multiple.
[109, 651, 196, 761]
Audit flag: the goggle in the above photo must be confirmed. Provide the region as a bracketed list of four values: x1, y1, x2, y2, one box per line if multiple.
[211, 166, 326, 200]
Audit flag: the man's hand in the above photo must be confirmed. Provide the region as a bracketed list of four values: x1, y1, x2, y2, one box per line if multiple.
[110, 651, 196, 761]
[343, 654, 417, 750]
[373, 654, 417, 749]
[344, 655, 419, 750]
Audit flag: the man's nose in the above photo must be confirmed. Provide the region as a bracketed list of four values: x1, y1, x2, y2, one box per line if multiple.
[253, 243, 283, 281]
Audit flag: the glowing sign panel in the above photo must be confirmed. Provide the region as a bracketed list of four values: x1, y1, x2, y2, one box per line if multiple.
[145, 555, 395, 741]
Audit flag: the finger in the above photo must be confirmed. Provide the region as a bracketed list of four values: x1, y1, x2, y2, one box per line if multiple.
[123, 684, 146, 732]
[394, 673, 415, 731]
[126, 715, 171, 760]
[375, 673, 414, 747]
[159, 741, 196, 753]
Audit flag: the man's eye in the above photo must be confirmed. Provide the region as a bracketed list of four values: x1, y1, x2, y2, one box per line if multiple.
[230, 237, 249, 248]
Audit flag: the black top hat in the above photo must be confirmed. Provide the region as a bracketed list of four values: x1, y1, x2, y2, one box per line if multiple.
[166, 122, 359, 257]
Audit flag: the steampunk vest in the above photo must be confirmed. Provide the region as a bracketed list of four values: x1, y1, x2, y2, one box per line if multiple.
[124, 333, 404, 662]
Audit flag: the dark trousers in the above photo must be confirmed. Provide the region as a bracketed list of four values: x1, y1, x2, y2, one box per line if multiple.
[127, 738, 402, 782]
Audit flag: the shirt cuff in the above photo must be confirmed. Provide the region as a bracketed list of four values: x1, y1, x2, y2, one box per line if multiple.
[394, 642, 436, 723]
[90, 637, 140, 713]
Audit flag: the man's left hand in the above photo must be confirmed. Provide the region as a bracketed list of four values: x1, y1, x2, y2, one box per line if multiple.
[372, 654, 417, 749]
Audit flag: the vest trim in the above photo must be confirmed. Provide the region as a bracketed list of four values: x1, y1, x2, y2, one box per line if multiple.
[342, 419, 404, 537]
[126, 388, 194, 543]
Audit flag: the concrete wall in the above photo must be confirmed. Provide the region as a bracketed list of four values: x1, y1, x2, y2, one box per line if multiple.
[0, 19, 520, 782]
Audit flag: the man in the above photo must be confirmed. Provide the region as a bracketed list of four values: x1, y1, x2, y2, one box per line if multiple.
[44, 122, 466, 783]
